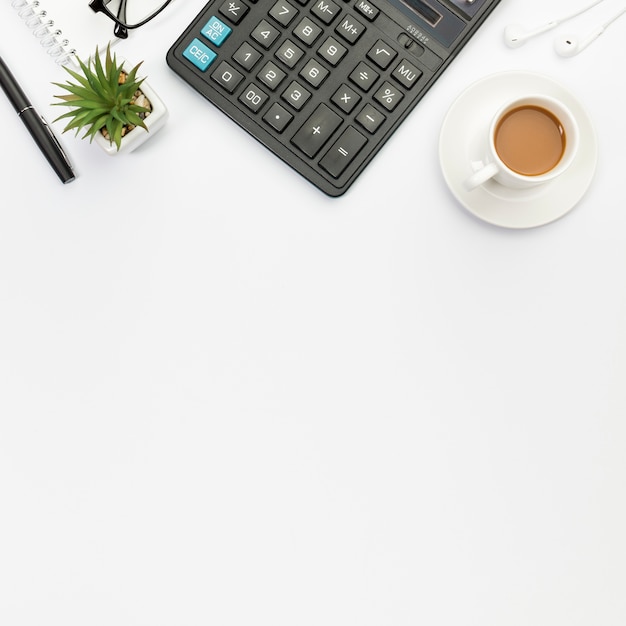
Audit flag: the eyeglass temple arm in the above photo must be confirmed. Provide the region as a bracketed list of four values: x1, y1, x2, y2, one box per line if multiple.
[87, 0, 129, 39]
[114, 0, 129, 39]
[88, 0, 173, 38]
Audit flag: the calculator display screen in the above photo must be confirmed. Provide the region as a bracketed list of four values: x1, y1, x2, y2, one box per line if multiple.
[397, 0, 443, 26]
[446, 0, 492, 19]
[386, 0, 466, 46]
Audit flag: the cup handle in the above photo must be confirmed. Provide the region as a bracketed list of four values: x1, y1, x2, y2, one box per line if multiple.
[464, 162, 499, 191]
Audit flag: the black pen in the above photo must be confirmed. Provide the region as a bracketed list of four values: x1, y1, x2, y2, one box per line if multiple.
[0, 55, 75, 184]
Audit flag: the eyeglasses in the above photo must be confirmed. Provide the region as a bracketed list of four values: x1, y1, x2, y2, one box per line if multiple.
[89, 0, 174, 39]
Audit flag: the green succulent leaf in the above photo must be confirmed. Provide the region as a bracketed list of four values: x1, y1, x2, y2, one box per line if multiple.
[51, 43, 151, 150]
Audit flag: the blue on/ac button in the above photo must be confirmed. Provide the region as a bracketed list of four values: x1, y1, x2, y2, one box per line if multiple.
[201, 16, 232, 46]
[183, 38, 217, 71]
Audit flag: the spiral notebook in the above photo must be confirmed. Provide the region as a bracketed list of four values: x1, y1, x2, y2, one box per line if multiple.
[10, 0, 118, 65]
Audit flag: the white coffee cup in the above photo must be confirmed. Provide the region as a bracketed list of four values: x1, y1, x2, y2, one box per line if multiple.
[464, 94, 579, 191]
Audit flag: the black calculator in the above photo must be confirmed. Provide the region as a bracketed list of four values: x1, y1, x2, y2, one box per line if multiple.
[166, 0, 501, 196]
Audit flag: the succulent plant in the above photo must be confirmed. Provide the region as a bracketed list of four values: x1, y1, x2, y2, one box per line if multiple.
[52, 44, 151, 151]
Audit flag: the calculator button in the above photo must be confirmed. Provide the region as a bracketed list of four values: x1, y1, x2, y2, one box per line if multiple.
[367, 39, 397, 69]
[218, 0, 249, 24]
[317, 37, 347, 66]
[257, 61, 287, 90]
[232, 42, 262, 70]
[319, 126, 367, 178]
[349, 61, 379, 91]
[201, 16, 233, 46]
[392, 59, 423, 89]
[373, 81, 403, 110]
[293, 17, 323, 46]
[291, 103, 343, 157]
[211, 61, 245, 93]
[251, 20, 281, 48]
[275, 40, 305, 68]
[263, 102, 294, 132]
[281, 80, 312, 110]
[335, 15, 366, 44]
[239, 84, 269, 112]
[311, 0, 342, 24]
[354, 0, 379, 20]
[355, 103, 385, 133]
[183, 38, 217, 71]
[299, 59, 329, 87]
[330, 83, 360, 113]
[269, 0, 299, 26]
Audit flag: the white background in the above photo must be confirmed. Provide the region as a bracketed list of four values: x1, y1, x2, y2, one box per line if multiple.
[1, 0, 625, 624]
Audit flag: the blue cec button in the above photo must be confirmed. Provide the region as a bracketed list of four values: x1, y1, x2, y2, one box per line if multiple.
[183, 38, 217, 71]
[201, 16, 232, 46]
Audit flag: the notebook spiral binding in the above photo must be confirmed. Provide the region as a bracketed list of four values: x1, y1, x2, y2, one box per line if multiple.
[11, 0, 76, 64]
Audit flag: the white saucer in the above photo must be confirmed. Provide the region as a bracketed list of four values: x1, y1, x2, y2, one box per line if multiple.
[439, 71, 598, 229]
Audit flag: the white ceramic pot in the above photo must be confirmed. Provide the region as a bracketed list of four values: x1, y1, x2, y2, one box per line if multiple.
[94, 60, 168, 156]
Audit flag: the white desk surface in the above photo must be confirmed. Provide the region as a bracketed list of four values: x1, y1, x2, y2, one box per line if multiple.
[1, 0, 625, 623]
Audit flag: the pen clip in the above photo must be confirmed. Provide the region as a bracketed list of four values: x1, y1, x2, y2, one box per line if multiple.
[40, 113, 73, 166]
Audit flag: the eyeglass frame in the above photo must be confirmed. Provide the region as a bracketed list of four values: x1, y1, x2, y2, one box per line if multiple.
[89, 0, 174, 39]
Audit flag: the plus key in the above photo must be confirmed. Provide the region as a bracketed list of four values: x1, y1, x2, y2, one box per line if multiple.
[291, 104, 343, 158]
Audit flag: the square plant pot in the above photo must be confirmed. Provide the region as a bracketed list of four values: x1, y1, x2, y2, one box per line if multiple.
[94, 61, 168, 156]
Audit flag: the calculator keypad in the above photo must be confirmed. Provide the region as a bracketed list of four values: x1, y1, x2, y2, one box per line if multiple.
[168, 0, 500, 195]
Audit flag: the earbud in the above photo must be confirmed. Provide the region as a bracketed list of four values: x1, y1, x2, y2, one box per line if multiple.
[554, 27, 604, 57]
[554, 8, 626, 57]
[504, 0, 605, 48]
[504, 22, 558, 47]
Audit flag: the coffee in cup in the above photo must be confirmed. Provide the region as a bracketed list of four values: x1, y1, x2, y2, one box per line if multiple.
[464, 94, 579, 191]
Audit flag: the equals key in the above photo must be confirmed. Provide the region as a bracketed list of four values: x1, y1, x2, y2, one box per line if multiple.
[319, 126, 367, 178]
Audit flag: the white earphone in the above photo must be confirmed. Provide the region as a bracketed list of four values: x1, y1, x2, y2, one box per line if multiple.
[554, 8, 626, 56]
[504, 0, 604, 47]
